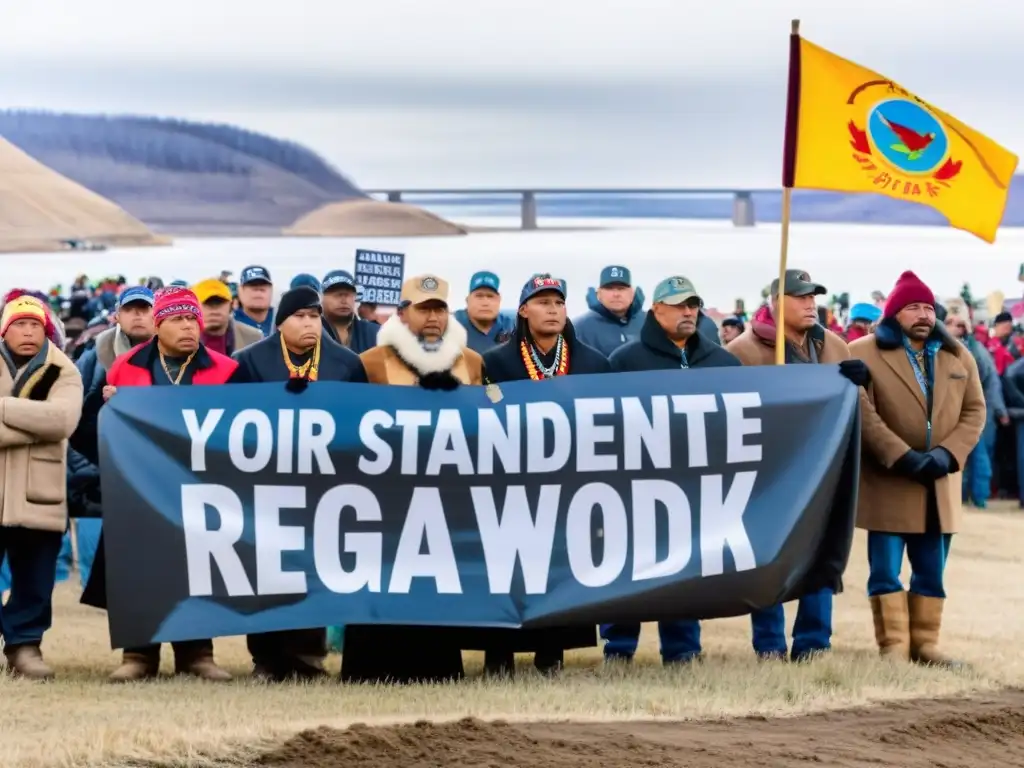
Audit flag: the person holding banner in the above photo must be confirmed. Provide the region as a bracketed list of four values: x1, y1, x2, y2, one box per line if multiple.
[601, 276, 740, 665]
[849, 271, 985, 668]
[341, 274, 483, 684]
[479, 274, 607, 677]
[727, 269, 868, 661]
[71, 287, 238, 682]
[0, 293, 83, 679]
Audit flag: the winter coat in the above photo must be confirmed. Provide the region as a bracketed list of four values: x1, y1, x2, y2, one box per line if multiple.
[483, 319, 610, 383]
[961, 335, 1005, 417]
[609, 312, 740, 372]
[1002, 357, 1024, 420]
[324, 316, 380, 355]
[231, 332, 368, 383]
[359, 316, 483, 386]
[233, 307, 275, 337]
[849, 318, 986, 534]
[571, 288, 647, 358]
[453, 309, 515, 355]
[201, 319, 263, 357]
[726, 305, 850, 366]
[0, 340, 83, 532]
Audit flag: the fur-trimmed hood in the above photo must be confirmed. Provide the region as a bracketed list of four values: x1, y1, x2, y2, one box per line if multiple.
[377, 314, 468, 375]
[873, 316, 960, 355]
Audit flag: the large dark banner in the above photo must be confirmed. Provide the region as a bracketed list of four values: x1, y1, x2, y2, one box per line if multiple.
[98, 366, 860, 650]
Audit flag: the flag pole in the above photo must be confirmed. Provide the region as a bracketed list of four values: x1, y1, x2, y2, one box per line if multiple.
[776, 18, 801, 365]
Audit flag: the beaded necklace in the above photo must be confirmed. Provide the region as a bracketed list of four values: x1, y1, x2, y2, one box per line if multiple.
[520, 335, 569, 380]
[280, 334, 321, 381]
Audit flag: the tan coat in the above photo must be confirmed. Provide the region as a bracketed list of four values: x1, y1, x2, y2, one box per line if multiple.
[360, 315, 483, 387]
[726, 312, 851, 366]
[231, 319, 263, 351]
[0, 341, 84, 532]
[849, 320, 985, 534]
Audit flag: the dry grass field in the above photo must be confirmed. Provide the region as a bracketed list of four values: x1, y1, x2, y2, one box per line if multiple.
[1, 507, 1022, 767]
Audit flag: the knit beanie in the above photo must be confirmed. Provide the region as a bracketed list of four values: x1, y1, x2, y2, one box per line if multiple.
[883, 271, 935, 318]
[1, 293, 54, 338]
[153, 286, 205, 331]
[276, 287, 322, 327]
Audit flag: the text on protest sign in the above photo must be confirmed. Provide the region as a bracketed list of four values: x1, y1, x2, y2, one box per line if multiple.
[354, 249, 405, 306]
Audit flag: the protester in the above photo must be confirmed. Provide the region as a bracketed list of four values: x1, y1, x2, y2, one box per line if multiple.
[849, 271, 984, 667]
[573, 265, 646, 357]
[0, 293, 83, 679]
[719, 316, 744, 344]
[71, 287, 237, 682]
[289, 273, 322, 293]
[480, 274, 607, 676]
[454, 271, 514, 353]
[727, 269, 866, 662]
[193, 278, 262, 356]
[988, 311, 1024, 364]
[341, 274, 483, 684]
[68, 286, 157, 587]
[320, 270, 379, 353]
[602, 276, 739, 664]
[846, 303, 882, 342]
[230, 287, 365, 680]
[1001, 356, 1024, 508]
[234, 265, 275, 336]
[943, 311, 1006, 509]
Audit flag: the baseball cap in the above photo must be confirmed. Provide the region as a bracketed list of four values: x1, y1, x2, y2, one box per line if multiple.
[240, 265, 272, 286]
[322, 270, 357, 292]
[469, 271, 500, 293]
[192, 278, 233, 305]
[169, 280, 189, 288]
[400, 274, 450, 306]
[290, 273, 322, 293]
[652, 276, 701, 306]
[600, 265, 631, 288]
[519, 274, 567, 306]
[771, 269, 827, 298]
[118, 286, 154, 309]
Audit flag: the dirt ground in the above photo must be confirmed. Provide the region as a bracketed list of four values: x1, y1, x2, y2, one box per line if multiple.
[1, 506, 1023, 768]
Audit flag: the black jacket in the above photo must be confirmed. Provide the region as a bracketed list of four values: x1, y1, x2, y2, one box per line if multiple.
[609, 312, 741, 372]
[230, 332, 367, 383]
[482, 319, 610, 383]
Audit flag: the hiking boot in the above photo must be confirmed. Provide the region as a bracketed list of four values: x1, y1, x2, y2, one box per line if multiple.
[908, 594, 964, 670]
[871, 591, 911, 661]
[173, 640, 232, 682]
[109, 647, 161, 682]
[4, 644, 54, 681]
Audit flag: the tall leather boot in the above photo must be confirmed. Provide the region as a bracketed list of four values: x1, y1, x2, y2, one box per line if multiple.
[172, 640, 232, 681]
[907, 593, 963, 669]
[109, 645, 161, 682]
[870, 591, 911, 661]
[4, 643, 55, 680]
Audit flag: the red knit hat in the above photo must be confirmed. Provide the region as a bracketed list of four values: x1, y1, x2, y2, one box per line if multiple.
[153, 286, 205, 331]
[884, 271, 935, 318]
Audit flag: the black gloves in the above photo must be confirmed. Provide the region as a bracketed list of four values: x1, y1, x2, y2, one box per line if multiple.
[25, 364, 61, 401]
[892, 447, 959, 484]
[419, 371, 461, 391]
[285, 377, 310, 394]
[838, 359, 871, 388]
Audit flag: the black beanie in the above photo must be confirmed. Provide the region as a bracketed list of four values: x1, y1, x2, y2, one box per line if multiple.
[275, 287, 322, 327]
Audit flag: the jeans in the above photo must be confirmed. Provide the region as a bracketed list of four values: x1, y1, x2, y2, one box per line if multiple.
[1016, 422, 1024, 505]
[866, 531, 952, 598]
[75, 520, 103, 587]
[962, 437, 993, 506]
[600, 620, 702, 662]
[0, 529, 77, 592]
[750, 587, 833, 659]
[0, 528, 64, 646]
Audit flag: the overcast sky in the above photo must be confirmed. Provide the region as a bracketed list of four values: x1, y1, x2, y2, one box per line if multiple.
[1, 0, 1021, 187]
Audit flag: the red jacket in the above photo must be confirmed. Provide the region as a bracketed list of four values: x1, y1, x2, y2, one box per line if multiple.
[107, 340, 237, 387]
[986, 336, 1021, 376]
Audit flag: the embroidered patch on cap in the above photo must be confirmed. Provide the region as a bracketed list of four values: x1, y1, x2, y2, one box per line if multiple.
[421, 277, 438, 291]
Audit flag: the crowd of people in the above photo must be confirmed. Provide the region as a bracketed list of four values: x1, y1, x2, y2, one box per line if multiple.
[0, 260, 991, 685]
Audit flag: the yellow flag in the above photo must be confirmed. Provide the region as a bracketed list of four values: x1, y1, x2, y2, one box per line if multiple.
[785, 36, 1019, 243]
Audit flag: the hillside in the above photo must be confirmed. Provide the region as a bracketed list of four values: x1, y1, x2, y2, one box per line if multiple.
[0, 111, 364, 234]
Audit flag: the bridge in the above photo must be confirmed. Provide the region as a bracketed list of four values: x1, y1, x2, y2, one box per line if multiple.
[363, 188, 776, 230]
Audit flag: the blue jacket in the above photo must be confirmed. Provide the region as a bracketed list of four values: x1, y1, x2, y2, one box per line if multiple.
[572, 288, 646, 358]
[963, 335, 1006, 416]
[323, 316, 380, 355]
[454, 309, 516, 354]
[234, 307, 275, 337]
[610, 312, 740, 372]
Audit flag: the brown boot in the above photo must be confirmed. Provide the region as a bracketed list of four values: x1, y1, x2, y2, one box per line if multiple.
[109, 646, 161, 682]
[908, 593, 963, 669]
[870, 591, 910, 661]
[173, 640, 231, 681]
[4, 644, 54, 680]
